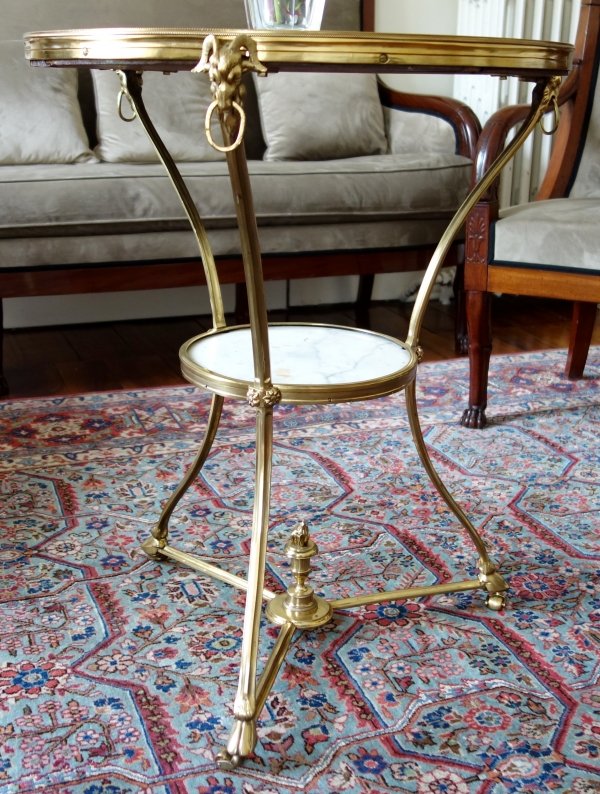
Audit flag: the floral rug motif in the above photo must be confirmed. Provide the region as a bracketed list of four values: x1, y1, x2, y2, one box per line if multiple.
[0, 347, 599, 793]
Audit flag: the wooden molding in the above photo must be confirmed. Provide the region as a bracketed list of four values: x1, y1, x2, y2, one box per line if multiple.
[0, 245, 462, 300]
[487, 265, 600, 302]
[361, 0, 375, 32]
[464, 202, 498, 291]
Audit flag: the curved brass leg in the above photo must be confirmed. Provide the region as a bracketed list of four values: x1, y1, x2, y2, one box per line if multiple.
[405, 379, 508, 602]
[226, 403, 274, 760]
[141, 394, 224, 558]
[218, 620, 295, 769]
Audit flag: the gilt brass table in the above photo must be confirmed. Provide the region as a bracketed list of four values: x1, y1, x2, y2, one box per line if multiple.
[25, 28, 572, 769]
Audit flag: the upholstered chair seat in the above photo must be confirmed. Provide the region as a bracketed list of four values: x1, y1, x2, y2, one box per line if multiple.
[492, 198, 600, 272]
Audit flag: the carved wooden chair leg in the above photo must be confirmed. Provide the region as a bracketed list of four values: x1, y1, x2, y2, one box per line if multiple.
[0, 301, 8, 398]
[355, 273, 375, 329]
[461, 290, 492, 429]
[141, 394, 224, 558]
[453, 257, 468, 355]
[566, 300, 597, 379]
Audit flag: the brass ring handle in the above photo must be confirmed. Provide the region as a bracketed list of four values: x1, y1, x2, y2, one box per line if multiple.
[540, 96, 560, 135]
[117, 89, 137, 121]
[205, 100, 246, 153]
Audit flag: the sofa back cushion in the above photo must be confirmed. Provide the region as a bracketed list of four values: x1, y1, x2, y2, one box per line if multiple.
[0, 41, 95, 165]
[255, 73, 388, 161]
[92, 70, 224, 163]
[9, 0, 361, 162]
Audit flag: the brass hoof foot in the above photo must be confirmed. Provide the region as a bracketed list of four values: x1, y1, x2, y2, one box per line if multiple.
[227, 718, 257, 759]
[216, 748, 241, 771]
[486, 592, 507, 611]
[141, 534, 165, 560]
[266, 520, 333, 629]
[461, 406, 487, 429]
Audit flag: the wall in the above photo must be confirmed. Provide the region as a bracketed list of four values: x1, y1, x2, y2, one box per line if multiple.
[375, 0, 460, 96]
[4, 0, 459, 328]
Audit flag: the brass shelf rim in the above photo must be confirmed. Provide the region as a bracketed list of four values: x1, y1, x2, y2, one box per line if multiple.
[179, 322, 418, 405]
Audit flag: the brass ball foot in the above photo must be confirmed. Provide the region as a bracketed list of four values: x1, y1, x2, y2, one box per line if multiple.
[486, 592, 506, 611]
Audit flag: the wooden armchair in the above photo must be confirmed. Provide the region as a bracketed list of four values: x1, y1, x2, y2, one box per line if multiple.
[461, 0, 600, 429]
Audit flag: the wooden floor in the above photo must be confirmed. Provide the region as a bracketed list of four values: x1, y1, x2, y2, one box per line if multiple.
[3, 294, 599, 399]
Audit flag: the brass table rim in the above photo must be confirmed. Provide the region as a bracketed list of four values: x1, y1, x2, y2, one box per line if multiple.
[180, 322, 418, 404]
[24, 28, 572, 77]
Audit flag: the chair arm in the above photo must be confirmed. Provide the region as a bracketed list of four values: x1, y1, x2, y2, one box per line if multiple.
[378, 82, 481, 160]
[471, 64, 581, 196]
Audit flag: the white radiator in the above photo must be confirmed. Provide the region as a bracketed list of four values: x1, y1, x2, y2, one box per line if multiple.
[454, 0, 580, 207]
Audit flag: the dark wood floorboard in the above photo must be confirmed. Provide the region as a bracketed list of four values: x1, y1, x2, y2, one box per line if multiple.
[2, 295, 596, 399]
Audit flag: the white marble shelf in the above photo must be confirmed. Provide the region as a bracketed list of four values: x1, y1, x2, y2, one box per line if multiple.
[187, 324, 411, 385]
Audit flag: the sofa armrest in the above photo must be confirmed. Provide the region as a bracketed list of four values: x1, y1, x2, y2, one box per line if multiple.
[378, 81, 481, 160]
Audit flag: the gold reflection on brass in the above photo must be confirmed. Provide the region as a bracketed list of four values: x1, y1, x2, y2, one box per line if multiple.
[24, 27, 570, 768]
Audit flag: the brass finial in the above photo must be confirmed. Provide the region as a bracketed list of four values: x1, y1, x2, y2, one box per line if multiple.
[266, 521, 332, 629]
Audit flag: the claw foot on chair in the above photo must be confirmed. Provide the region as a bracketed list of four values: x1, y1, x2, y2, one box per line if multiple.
[461, 406, 487, 429]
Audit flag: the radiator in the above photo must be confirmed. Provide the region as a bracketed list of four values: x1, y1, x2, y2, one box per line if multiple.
[453, 0, 580, 207]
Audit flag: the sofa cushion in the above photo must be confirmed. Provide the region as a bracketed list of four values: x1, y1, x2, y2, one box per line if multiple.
[92, 70, 224, 163]
[492, 198, 600, 272]
[0, 219, 456, 270]
[0, 41, 95, 166]
[255, 73, 387, 160]
[0, 154, 472, 241]
[383, 106, 458, 156]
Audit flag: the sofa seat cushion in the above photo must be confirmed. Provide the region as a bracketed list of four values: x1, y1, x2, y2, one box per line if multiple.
[492, 198, 600, 273]
[255, 73, 388, 161]
[0, 219, 456, 271]
[0, 154, 471, 242]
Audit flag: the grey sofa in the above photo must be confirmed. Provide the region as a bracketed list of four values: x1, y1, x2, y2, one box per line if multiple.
[0, 0, 479, 394]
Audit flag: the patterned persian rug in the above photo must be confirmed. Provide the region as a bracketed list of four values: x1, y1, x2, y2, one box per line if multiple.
[1, 348, 600, 794]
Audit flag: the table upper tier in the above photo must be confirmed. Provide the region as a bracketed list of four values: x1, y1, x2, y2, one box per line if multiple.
[24, 29, 572, 78]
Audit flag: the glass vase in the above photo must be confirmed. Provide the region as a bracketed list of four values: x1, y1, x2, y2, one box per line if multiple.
[244, 0, 326, 30]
